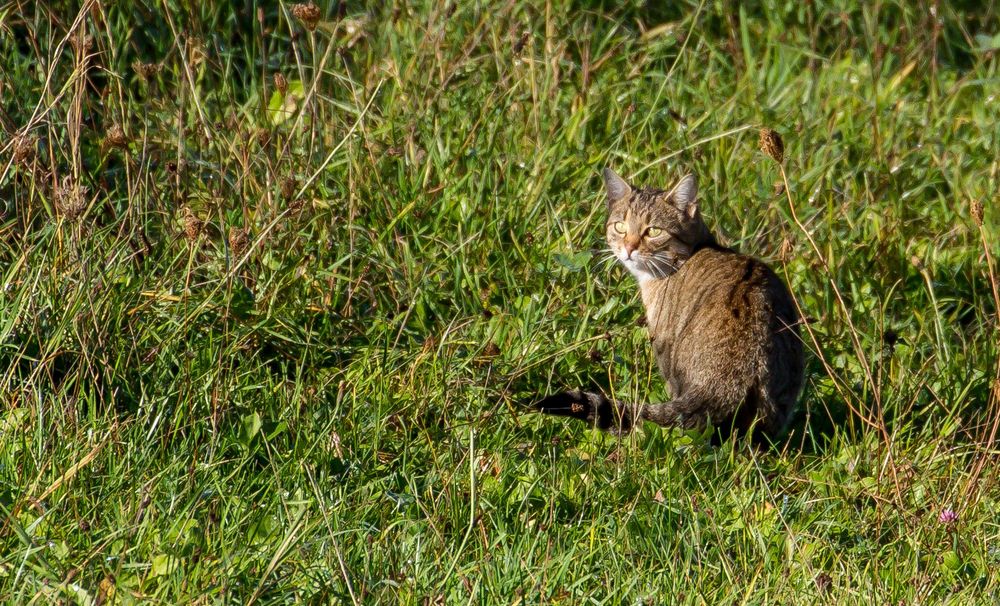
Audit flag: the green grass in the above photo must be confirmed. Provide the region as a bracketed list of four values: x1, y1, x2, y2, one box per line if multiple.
[1, 0, 999, 603]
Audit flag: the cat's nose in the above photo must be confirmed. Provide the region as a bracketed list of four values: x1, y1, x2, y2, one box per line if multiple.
[624, 242, 638, 259]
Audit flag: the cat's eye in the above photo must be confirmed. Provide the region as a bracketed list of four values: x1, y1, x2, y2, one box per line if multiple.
[646, 227, 664, 238]
[612, 221, 627, 234]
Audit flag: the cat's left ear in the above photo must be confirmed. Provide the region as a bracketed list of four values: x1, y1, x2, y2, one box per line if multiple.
[603, 167, 632, 203]
[668, 173, 698, 218]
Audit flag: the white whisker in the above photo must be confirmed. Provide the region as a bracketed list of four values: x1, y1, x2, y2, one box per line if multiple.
[648, 253, 680, 277]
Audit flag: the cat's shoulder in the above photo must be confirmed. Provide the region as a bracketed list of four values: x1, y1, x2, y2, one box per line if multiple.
[686, 246, 783, 284]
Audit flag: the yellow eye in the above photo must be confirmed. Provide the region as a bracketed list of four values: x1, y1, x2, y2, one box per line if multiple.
[612, 221, 627, 234]
[646, 227, 663, 238]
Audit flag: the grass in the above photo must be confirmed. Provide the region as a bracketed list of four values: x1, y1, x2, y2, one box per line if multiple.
[1, 0, 999, 603]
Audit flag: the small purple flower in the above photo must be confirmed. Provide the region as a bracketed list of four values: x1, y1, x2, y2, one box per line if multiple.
[939, 508, 958, 524]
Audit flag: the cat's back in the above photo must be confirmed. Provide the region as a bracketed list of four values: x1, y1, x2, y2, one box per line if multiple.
[646, 246, 800, 373]
[665, 246, 795, 318]
[644, 246, 803, 433]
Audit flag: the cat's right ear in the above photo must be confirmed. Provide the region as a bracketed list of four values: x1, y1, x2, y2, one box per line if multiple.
[602, 167, 632, 203]
[668, 173, 698, 218]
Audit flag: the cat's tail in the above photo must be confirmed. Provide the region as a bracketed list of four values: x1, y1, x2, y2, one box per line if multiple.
[533, 390, 711, 435]
[532, 389, 640, 436]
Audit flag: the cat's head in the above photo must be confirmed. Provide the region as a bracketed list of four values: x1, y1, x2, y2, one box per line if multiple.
[603, 168, 706, 282]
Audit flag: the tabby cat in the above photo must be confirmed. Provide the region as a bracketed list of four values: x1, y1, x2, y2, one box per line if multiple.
[535, 169, 804, 439]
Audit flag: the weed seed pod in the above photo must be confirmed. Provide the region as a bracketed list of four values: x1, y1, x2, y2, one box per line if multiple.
[971, 199, 984, 226]
[69, 33, 94, 55]
[759, 128, 784, 163]
[292, 3, 321, 31]
[55, 177, 89, 221]
[13, 135, 35, 165]
[256, 128, 271, 147]
[273, 72, 288, 96]
[281, 176, 298, 200]
[103, 124, 128, 150]
[779, 237, 795, 262]
[133, 61, 161, 81]
[182, 209, 202, 242]
[229, 227, 250, 258]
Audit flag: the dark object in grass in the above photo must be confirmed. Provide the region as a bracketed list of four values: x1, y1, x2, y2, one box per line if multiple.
[759, 128, 785, 163]
[814, 572, 833, 594]
[535, 169, 804, 440]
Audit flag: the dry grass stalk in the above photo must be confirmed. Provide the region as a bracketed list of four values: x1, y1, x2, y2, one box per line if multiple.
[762, 125, 901, 503]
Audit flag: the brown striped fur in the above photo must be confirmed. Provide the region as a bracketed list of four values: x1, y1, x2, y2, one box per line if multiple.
[535, 169, 804, 439]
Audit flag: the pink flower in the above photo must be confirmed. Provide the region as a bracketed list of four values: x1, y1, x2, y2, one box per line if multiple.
[939, 508, 958, 524]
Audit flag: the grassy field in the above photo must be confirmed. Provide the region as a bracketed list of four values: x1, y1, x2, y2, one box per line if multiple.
[1, 0, 999, 603]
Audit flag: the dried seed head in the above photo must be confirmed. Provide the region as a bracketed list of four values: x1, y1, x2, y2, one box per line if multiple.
[281, 176, 298, 200]
[55, 176, 89, 221]
[133, 61, 161, 81]
[474, 342, 501, 366]
[181, 208, 202, 241]
[13, 135, 36, 165]
[256, 128, 271, 147]
[512, 30, 530, 55]
[779, 237, 795, 262]
[103, 124, 128, 150]
[229, 227, 250, 257]
[291, 3, 322, 31]
[814, 573, 833, 594]
[759, 128, 785, 163]
[69, 33, 94, 55]
[273, 72, 288, 95]
[971, 199, 984, 226]
[328, 430, 343, 457]
[773, 181, 786, 197]
[186, 37, 206, 68]
[910, 255, 924, 271]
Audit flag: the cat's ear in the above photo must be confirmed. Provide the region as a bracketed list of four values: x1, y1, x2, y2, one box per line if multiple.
[602, 167, 632, 203]
[668, 173, 698, 218]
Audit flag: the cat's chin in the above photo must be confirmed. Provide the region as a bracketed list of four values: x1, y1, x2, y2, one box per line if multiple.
[618, 257, 656, 284]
